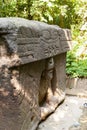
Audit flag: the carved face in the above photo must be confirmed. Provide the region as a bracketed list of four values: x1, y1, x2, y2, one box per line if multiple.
[46, 57, 54, 80]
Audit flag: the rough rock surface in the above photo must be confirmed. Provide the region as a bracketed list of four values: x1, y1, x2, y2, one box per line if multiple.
[66, 77, 87, 97]
[0, 18, 72, 130]
[37, 96, 87, 130]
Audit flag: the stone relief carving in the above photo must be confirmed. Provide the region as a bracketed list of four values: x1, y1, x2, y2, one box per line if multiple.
[0, 18, 72, 130]
[39, 57, 56, 119]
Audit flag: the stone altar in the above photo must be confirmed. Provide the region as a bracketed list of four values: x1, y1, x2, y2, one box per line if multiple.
[0, 18, 72, 130]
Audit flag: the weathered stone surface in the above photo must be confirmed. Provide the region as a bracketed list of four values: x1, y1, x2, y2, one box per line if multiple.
[0, 18, 71, 66]
[37, 96, 87, 130]
[66, 77, 87, 97]
[0, 18, 72, 130]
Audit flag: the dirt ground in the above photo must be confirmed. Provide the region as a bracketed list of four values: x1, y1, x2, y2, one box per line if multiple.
[37, 96, 87, 130]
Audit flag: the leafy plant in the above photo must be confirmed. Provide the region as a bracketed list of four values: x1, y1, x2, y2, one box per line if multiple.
[66, 42, 87, 78]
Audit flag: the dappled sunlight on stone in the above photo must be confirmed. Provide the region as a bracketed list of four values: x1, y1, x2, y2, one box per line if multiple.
[0, 18, 72, 130]
[0, 88, 9, 96]
[68, 98, 79, 105]
[38, 96, 87, 130]
[52, 109, 67, 122]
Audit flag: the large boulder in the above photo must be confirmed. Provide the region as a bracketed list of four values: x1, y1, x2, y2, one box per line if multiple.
[0, 18, 72, 130]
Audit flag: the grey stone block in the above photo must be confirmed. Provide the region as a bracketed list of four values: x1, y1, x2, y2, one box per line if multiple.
[0, 18, 72, 130]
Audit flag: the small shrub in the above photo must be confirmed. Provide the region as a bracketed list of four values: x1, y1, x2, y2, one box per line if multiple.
[66, 41, 87, 78]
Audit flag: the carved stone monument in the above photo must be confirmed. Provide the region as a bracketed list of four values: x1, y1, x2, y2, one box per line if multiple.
[0, 18, 72, 130]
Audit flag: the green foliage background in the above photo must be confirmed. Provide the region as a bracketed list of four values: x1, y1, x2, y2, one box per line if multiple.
[0, 0, 87, 77]
[1, 0, 86, 29]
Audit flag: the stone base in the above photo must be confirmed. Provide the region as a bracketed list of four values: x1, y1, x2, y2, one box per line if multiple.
[66, 77, 87, 98]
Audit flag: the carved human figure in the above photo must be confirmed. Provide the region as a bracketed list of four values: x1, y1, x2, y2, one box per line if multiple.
[39, 57, 59, 120]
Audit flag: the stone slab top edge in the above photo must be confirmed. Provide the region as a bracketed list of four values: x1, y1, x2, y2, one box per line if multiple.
[0, 17, 72, 67]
